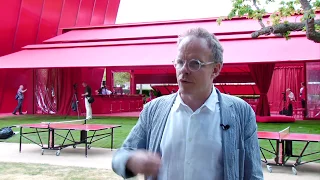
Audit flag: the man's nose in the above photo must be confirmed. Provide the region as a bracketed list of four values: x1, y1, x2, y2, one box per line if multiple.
[180, 62, 191, 74]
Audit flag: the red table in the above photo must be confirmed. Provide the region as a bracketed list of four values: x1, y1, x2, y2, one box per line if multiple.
[16, 123, 121, 157]
[258, 128, 320, 175]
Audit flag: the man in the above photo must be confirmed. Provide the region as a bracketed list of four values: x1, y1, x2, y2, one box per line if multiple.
[112, 27, 263, 180]
[81, 82, 92, 120]
[13, 85, 27, 115]
[146, 90, 155, 103]
[100, 85, 112, 95]
[286, 88, 295, 116]
[299, 82, 307, 117]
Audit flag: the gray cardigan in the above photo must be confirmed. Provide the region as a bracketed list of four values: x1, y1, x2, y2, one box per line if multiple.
[112, 89, 264, 180]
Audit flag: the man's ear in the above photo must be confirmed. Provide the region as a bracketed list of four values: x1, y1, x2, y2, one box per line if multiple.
[211, 63, 222, 78]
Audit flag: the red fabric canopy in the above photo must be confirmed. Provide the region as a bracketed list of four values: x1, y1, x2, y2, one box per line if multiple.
[0, 36, 319, 69]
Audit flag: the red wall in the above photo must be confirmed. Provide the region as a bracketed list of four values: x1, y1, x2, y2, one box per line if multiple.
[0, 0, 120, 113]
[0, 0, 120, 56]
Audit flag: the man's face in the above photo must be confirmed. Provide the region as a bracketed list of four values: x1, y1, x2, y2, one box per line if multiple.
[82, 83, 86, 87]
[20, 85, 24, 89]
[175, 36, 221, 96]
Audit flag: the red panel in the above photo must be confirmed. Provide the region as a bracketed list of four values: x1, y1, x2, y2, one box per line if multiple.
[215, 84, 260, 95]
[76, 0, 95, 26]
[14, 0, 44, 51]
[59, 0, 81, 28]
[151, 85, 178, 95]
[257, 131, 280, 140]
[46, 13, 320, 43]
[1, 36, 319, 69]
[104, 0, 120, 24]
[0, 69, 29, 113]
[0, 0, 22, 56]
[36, 0, 64, 43]
[215, 74, 253, 83]
[80, 67, 105, 89]
[151, 84, 260, 96]
[135, 74, 177, 84]
[285, 133, 320, 142]
[90, 0, 108, 25]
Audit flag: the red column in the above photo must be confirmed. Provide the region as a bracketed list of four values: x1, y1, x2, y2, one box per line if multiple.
[106, 68, 112, 90]
[27, 69, 35, 114]
[130, 70, 136, 95]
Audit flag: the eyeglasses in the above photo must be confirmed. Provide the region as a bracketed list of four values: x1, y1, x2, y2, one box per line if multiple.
[173, 59, 215, 71]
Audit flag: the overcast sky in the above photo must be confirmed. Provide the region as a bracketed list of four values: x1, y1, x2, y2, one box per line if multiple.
[115, 0, 293, 24]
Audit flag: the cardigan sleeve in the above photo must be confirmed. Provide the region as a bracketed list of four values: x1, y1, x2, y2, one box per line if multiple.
[243, 106, 264, 180]
[112, 103, 150, 179]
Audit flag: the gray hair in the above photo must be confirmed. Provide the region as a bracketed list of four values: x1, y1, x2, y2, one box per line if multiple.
[177, 27, 224, 64]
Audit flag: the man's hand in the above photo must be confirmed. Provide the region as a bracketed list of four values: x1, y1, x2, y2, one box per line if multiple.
[126, 150, 161, 177]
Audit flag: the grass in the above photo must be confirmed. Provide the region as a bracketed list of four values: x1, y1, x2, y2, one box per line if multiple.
[0, 115, 137, 149]
[0, 115, 319, 163]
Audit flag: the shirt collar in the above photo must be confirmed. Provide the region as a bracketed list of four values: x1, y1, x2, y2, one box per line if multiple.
[172, 85, 219, 112]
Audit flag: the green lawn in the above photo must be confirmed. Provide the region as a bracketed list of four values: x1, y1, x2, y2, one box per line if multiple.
[0, 115, 319, 163]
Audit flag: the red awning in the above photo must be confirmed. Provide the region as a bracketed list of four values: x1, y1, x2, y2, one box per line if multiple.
[46, 13, 320, 43]
[0, 35, 319, 69]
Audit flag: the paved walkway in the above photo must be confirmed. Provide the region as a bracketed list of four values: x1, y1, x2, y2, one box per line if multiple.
[0, 142, 319, 179]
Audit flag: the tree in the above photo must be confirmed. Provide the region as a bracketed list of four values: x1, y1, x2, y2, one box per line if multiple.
[113, 72, 130, 86]
[217, 0, 320, 43]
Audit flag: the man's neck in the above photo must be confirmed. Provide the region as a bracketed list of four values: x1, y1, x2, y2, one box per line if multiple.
[180, 88, 213, 112]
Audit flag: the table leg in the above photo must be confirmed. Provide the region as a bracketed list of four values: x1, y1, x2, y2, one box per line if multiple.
[49, 129, 55, 148]
[19, 127, 22, 153]
[111, 128, 114, 151]
[275, 140, 280, 163]
[81, 130, 88, 157]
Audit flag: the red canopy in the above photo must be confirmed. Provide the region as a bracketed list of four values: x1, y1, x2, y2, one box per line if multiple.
[1, 12, 319, 69]
[0, 35, 319, 69]
[47, 13, 319, 43]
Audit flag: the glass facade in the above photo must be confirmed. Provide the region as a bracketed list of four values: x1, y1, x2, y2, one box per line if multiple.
[306, 62, 320, 119]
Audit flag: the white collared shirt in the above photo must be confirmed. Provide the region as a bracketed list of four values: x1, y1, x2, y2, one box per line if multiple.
[159, 87, 223, 180]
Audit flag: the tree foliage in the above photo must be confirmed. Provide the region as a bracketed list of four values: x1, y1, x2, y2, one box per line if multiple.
[113, 72, 130, 86]
[217, 0, 320, 42]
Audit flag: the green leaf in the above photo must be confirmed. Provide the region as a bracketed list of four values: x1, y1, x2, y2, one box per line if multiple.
[220, 0, 317, 41]
[313, 0, 320, 8]
[113, 72, 130, 86]
[284, 31, 291, 40]
[217, 17, 225, 25]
